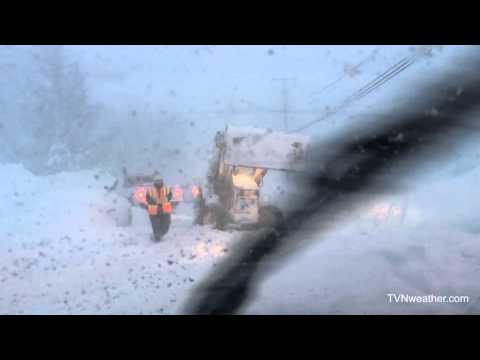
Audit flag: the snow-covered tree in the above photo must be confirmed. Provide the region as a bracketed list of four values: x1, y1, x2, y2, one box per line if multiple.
[30, 45, 99, 172]
[0, 45, 33, 163]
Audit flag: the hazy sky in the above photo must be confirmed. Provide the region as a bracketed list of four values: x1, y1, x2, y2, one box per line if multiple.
[3, 45, 471, 180]
[55, 45, 476, 181]
[64, 45, 470, 131]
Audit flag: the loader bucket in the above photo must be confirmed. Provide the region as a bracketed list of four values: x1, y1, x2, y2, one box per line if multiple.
[222, 126, 311, 172]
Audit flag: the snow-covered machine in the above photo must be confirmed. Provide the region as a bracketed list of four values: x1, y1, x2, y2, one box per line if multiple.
[196, 125, 311, 230]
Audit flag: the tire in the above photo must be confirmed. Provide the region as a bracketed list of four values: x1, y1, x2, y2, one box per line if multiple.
[258, 206, 284, 230]
[199, 204, 231, 231]
[202, 208, 216, 226]
[150, 213, 171, 242]
[212, 205, 231, 231]
[193, 196, 207, 226]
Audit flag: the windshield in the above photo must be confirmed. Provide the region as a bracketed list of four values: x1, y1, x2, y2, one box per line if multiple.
[1, 45, 479, 315]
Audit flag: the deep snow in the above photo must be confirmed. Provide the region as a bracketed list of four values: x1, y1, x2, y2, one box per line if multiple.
[2, 159, 480, 314]
[242, 166, 480, 314]
[0, 163, 238, 314]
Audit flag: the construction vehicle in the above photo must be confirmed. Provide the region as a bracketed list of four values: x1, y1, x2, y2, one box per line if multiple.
[195, 125, 311, 230]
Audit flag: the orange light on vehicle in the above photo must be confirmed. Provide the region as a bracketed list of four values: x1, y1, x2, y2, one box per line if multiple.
[134, 187, 147, 204]
[191, 185, 200, 198]
[162, 202, 172, 214]
[173, 186, 183, 201]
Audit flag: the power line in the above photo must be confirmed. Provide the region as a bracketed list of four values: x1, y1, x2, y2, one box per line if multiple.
[308, 47, 380, 101]
[342, 56, 416, 106]
[294, 49, 427, 133]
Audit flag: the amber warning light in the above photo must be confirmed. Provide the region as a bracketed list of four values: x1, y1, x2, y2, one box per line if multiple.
[191, 185, 200, 198]
[134, 187, 147, 204]
[173, 186, 183, 202]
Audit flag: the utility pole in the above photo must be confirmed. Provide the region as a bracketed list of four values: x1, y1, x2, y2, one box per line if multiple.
[209, 77, 321, 132]
[273, 77, 296, 131]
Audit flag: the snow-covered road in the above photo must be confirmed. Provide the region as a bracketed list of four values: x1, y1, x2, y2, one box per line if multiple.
[0, 164, 239, 314]
[2, 162, 480, 314]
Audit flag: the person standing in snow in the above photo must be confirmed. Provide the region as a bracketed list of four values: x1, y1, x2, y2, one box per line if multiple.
[145, 176, 173, 242]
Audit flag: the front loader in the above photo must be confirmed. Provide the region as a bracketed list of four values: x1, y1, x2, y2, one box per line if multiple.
[195, 125, 311, 231]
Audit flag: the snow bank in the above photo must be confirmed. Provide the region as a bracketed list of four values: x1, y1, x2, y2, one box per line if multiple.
[243, 165, 480, 314]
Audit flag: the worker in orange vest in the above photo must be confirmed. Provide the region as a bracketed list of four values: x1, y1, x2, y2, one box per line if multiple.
[146, 176, 173, 242]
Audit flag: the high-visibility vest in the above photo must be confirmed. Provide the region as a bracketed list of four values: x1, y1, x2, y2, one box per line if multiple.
[147, 187, 171, 216]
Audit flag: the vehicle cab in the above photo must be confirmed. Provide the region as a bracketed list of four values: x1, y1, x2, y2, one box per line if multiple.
[231, 167, 260, 224]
